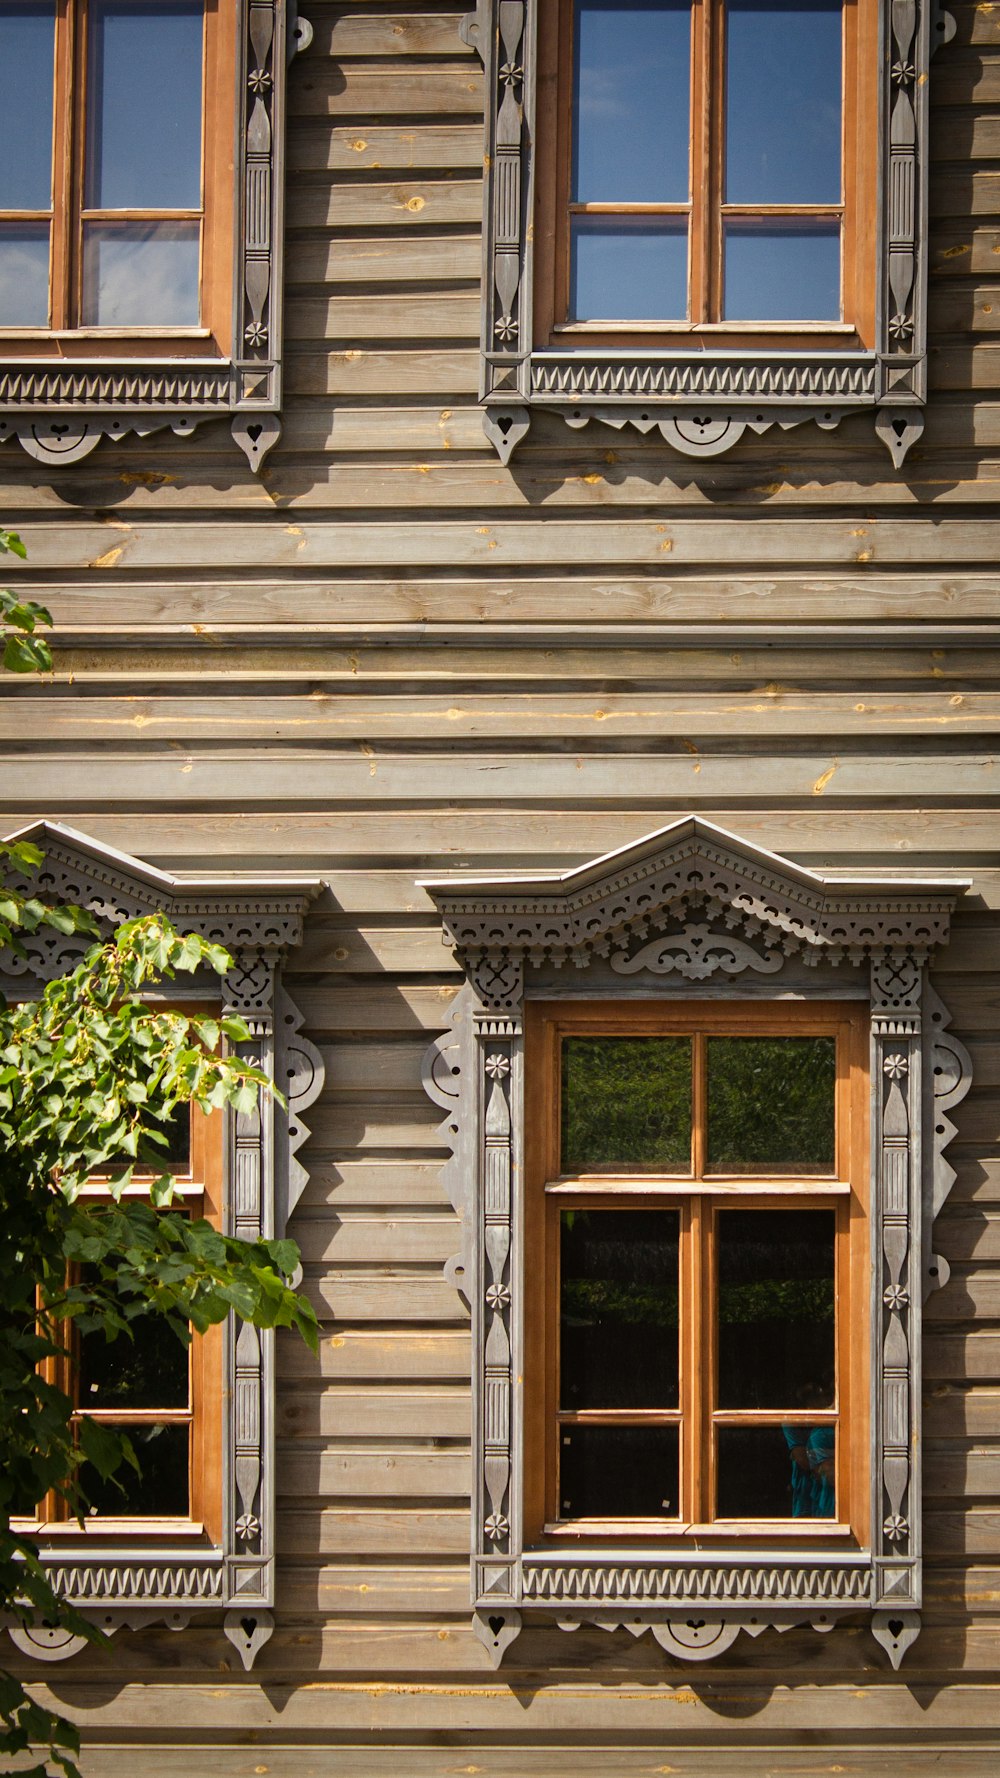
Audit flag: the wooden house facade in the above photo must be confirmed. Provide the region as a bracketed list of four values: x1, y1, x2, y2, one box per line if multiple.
[3, 0, 1000, 1772]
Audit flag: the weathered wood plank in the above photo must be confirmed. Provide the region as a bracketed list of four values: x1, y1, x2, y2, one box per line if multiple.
[288, 292, 479, 341]
[287, 345, 478, 396]
[924, 1385, 1000, 1433]
[325, 13, 469, 59]
[291, 233, 482, 283]
[278, 1505, 468, 1556]
[278, 1446, 469, 1497]
[294, 1160, 449, 1207]
[19, 639, 1000, 686]
[60, 1748, 1000, 1778]
[9, 749, 1000, 806]
[15, 564, 1000, 619]
[276, 1328, 470, 1382]
[15, 515, 1000, 570]
[291, 121, 482, 173]
[295, 1214, 458, 1265]
[297, 64, 484, 118]
[12, 688, 1000, 743]
[306, 1269, 469, 1323]
[290, 176, 481, 230]
[44, 1669, 1000, 1730]
[925, 1335, 1000, 1381]
[276, 1386, 468, 1441]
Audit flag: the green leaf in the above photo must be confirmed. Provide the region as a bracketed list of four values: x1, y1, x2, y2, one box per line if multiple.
[3, 632, 52, 673]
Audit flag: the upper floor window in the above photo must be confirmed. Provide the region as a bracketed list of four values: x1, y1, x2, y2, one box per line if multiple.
[0, 0, 229, 345]
[540, 0, 874, 344]
[464, 0, 942, 466]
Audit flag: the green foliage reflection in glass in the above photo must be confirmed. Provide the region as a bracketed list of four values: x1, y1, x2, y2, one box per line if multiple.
[561, 1036, 691, 1172]
[707, 1036, 835, 1172]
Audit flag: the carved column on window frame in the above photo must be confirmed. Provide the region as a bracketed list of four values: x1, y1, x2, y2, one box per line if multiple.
[470, 966, 525, 1664]
[869, 954, 922, 1661]
[222, 949, 278, 1606]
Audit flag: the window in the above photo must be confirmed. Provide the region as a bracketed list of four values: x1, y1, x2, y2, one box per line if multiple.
[461, 0, 949, 465]
[0, 1, 308, 470]
[0, 0, 228, 339]
[526, 1002, 868, 1545]
[536, 0, 874, 343]
[2, 821, 324, 1671]
[21, 1104, 223, 1538]
[422, 817, 971, 1668]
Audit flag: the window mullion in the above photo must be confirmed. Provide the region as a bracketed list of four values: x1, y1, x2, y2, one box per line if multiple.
[48, 0, 77, 329]
[689, 0, 711, 323]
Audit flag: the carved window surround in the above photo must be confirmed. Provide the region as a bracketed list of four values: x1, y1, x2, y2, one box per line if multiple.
[421, 817, 971, 1669]
[0, 4, 312, 476]
[460, 0, 954, 468]
[0, 822, 325, 1672]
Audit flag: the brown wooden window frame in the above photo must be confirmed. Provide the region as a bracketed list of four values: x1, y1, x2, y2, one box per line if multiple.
[534, 0, 878, 352]
[1, 0, 234, 359]
[19, 1099, 225, 1546]
[523, 999, 870, 1551]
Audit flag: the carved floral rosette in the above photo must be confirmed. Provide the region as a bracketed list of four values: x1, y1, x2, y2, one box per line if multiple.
[421, 819, 971, 1669]
[0, 823, 325, 1671]
[460, 0, 954, 467]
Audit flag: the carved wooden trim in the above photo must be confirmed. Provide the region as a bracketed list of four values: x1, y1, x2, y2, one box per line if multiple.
[422, 818, 969, 1665]
[0, 3, 311, 474]
[462, 0, 953, 466]
[1, 822, 324, 1666]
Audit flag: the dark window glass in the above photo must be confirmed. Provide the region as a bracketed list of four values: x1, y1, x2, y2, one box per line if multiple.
[723, 220, 841, 321]
[560, 1422, 680, 1517]
[716, 1208, 836, 1409]
[573, 0, 691, 203]
[78, 1315, 189, 1412]
[570, 217, 689, 321]
[0, 2, 55, 209]
[706, 1035, 836, 1173]
[85, 0, 204, 210]
[717, 1422, 836, 1518]
[0, 224, 50, 325]
[80, 1422, 189, 1516]
[725, 0, 842, 204]
[561, 1036, 692, 1172]
[561, 1209, 680, 1409]
[81, 221, 201, 327]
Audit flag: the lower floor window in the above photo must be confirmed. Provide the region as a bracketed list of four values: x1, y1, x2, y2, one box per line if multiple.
[526, 1001, 868, 1544]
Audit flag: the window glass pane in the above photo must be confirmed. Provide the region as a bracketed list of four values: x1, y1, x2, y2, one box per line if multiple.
[717, 1422, 836, 1518]
[0, 2, 54, 209]
[0, 224, 49, 325]
[706, 1034, 836, 1172]
[573, 0, 690, 202]
[725, 0, 842, 204]
[561, 1036, 692, 1172]
[561, 1209, 680, 1408]
[81, 221, 200, 326]
[723, 220, 841, 322]
[560, 1423, 679, 1517]
[570, 217, 688, 321]
[86, 0, 204, 209]
[717, 1208, 836, 1408]
[80, 1423, 189, 1516]
[79, 1315, 190, 1411]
